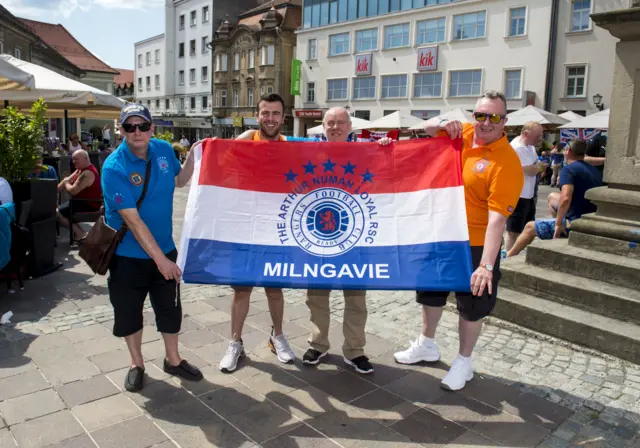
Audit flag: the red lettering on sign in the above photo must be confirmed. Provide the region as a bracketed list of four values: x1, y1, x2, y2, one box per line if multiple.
[357, 59, 369, 73]
[419, 51, 435, 69]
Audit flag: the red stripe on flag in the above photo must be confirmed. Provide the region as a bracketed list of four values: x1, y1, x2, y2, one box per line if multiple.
[198, 137, 463, 194]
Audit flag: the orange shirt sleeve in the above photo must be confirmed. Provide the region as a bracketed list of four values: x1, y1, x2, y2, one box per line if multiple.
[487, 154, 524, 217]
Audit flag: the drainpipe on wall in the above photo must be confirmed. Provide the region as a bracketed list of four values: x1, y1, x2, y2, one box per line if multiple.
[544, 0, 560, 111]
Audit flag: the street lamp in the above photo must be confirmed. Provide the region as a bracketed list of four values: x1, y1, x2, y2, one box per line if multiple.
[592, 93, 605, 111]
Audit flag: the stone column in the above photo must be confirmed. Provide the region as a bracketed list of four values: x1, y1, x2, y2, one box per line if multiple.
[569, 6, 640, 257]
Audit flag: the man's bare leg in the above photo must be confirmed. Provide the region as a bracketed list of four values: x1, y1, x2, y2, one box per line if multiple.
[459, 318, 483, 357]
[421, 305, 443, 339]
[162, 332, 182, 366]
[231, 288, 251, 341]
[124, 330, 144, 368]
[266, 288, 284, 336]
[548, 192, 560, 218]
[507, 221, 537, 257]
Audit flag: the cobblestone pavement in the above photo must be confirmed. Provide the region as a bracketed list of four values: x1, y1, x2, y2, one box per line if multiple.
[0, 185, 638, 448]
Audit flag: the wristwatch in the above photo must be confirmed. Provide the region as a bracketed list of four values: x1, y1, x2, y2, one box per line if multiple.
[439, 118, 449, 124]
[481, 263, 494, 272]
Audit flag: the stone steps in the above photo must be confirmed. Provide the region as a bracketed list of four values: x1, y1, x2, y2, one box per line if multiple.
[524, 238, 640, 291]
[493, 287, 640, 364]
[500, 253, 640, 323]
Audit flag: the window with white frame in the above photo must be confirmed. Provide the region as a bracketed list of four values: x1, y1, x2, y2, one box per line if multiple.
[329, 33, 350, 56]
[248, 87, 254, 106]
[571, 0, 591, 31]
[201, 66, 208, 82]
[202, 6, 209, 23]
[215, 91, 220, 107]
[355, 29, 378, 53]
[189, 69, 196, 84]
[234, 53, 240, 71]
[155, 49, 160, 63]
[190, 10, 196, 26]
[179, 97, 185, 111]
[190, 97, 196, 110]
[165, 98, 170, 110]
[155, 74, 160, 89]
[566, 65, 586, 97]
[381, 74, 407, 98]
[14, 47, 21, 60]
[202, 36, 208, 52]
[267, 86, 274, 94]
[260, 85, 265, 95]
[261, 45, 275, 65]
[327, 78, 348, 100]
[146, 76, 151, 90]
[179, 70, 185, 85]
[505, 69, 522, 99]
[384, 23, 410, 49]
[233, 89, 239, 107]
[146, 52, 151, 66]
[202, 96, 208, 110]
[216, 54, 227, 72]
[155, 99, 160, 109]
[137, 54, 142, 68]
[190, 40, 196, 55]
[509, 7, 527, 37]
[179, 15, 185, 30]
[307, 39, 317, 60]
[179, 43, 184, 58]
[307, 82, 315, 102]
[449, 70, 482, 97]
[414, 72, 442, 98]
[353, 77, 376, 99]
[453, 11, 486, 40]
[221, 89, 227, 107]
[416, 18, 445, 45]
[249, 49, 255, 68]
[138, 77, 142, 91]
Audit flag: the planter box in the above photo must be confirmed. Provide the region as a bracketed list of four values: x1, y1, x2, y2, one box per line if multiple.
[11, 179, 58, 222]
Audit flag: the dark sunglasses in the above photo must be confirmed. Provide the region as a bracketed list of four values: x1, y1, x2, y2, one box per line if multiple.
[473, 112, 506, 124]
[122, 122, 152, 133]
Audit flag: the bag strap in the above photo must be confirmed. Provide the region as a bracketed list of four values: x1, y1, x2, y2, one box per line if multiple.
[136, 157, 153, 209]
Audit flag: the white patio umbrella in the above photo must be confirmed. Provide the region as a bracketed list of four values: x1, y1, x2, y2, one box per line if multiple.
[558, 111, 584, 122]
[0, 56, 35, 91]
[367, 111, 425, 130]
[409, 108, 474, 130]
[0, 55, 124, 118]
[505, 105, 569, 127]
[558, 109, 610, 129]
[306, 116, 373, 135]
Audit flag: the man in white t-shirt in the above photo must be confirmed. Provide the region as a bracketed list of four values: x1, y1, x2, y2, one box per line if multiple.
[179, 135, 190, 148]
[505, 122, 545, 251]
[0, 177, 13, 206]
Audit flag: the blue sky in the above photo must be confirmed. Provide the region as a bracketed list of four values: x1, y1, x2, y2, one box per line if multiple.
[4, 0, 165, 70]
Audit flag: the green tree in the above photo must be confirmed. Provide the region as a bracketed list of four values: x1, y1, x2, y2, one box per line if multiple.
[154, 130, 174, 144]
[0, 99, 48, 182]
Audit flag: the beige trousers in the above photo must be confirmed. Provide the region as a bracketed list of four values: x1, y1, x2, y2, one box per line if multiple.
[305, 289, 367, 359]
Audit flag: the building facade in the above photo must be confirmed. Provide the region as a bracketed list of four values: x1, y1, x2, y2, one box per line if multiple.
[114, 69, 135, 103]
[211, 1, 302, 137]
[293, 0, 624, 136]
[134, 0, 260, 140]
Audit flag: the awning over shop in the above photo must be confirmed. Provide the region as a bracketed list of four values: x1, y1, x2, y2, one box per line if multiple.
[160, 117, 212, 128]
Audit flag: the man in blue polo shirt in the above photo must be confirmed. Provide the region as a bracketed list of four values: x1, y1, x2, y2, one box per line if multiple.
[102, 103, 203, 392]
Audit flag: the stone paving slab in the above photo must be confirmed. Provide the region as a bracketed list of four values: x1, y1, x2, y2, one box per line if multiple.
[0, 185, 639, 447]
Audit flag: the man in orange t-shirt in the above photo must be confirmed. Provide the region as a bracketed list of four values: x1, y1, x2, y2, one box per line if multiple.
[219, 93, 295, 374]
[394, 91, 523, 391]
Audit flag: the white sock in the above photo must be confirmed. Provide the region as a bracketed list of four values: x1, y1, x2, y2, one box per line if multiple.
[457, 354, 472, 364]
[418, 334, 434, 346]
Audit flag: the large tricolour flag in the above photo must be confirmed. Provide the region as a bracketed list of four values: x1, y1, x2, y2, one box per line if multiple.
[177, 138, 473, 291]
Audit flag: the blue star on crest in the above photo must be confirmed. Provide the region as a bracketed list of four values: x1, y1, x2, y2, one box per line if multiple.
[322, 158, 336, 173]
[284, 169, 298, 183]
[302, 161, 317, 174]
[342, 161, 356, 175]
[361, 169, 375, 183]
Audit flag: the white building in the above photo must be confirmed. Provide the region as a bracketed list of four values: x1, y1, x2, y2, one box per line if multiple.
[293, 0, 625, 136]
[134, 34, 166, 113]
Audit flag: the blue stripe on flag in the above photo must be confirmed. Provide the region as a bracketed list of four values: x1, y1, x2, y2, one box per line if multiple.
[182, 239, 473, 292]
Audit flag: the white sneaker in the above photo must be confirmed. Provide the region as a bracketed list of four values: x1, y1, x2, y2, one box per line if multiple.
[219, 341, 245, 373]
[441, 356, 474, 391]
[393, 338, 441, 364]
[268, 333, 296, 364]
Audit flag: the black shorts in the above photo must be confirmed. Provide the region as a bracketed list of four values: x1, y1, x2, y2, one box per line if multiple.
[416, 246, 501, 322]
[506, 198, 535, 233]
[58, 201, 99, 221]
[107, 249, 182, 337]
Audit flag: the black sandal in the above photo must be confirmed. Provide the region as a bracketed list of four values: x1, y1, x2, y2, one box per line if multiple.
[124, 366, 145, 392]
[163, 359, 203, 381]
